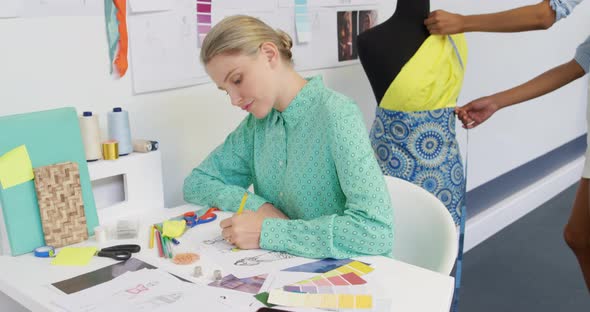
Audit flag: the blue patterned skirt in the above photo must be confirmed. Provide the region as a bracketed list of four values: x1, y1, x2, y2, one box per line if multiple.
[370, 107, 464, 224]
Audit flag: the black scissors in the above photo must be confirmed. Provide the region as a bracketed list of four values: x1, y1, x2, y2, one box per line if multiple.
[96, 244, 141, 261]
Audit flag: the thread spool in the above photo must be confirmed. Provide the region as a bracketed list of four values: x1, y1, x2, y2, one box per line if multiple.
[213, 269, 222, 281]
[193, 266, 202, 277]
[133, 139, 153, 153]
[94, 226, 107, 244]
[107, 107, 133, 156]
[102, 140, 119, 160]
[150, 141, 159, 151]
[79, 111, 102, 161]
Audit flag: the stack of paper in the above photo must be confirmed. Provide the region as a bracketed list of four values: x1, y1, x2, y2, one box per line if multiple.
[51, 269, 263, 312]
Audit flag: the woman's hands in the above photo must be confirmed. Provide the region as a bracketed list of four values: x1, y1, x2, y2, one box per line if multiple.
[424, 10, 465, 35]
[219, 203, 289, 249]
[455, 96, 501, 129]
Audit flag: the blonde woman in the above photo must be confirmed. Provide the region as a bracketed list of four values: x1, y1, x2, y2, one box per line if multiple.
[183, 16, 393, 259]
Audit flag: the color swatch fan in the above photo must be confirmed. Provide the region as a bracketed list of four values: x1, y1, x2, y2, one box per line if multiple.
[34, 162, 88, 248]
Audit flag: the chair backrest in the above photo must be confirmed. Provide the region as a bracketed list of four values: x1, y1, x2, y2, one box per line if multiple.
[385, 176, 458, 275]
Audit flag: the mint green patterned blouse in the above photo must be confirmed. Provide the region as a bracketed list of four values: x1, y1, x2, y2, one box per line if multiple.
[183, 76, 394, 259]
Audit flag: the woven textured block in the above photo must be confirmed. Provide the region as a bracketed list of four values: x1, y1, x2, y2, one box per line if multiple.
[34, 162, 88, 248]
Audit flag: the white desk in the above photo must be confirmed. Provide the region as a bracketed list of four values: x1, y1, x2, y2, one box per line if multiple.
[0, 205, 454, 312]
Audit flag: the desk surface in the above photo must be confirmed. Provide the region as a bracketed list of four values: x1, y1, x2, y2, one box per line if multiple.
[0, 205, 454, 312]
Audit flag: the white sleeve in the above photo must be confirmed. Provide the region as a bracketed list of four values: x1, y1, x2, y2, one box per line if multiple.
[549, 0, 584, 21]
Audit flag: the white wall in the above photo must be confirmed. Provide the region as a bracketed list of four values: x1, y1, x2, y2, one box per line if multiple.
[0, 1, 588, 208]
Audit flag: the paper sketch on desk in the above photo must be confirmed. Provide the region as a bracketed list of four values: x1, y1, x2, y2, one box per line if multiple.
[234, 251, 297, 266]
[202, 235, 234, 253]
[208, 273, 267, 294]
[50, 268, 255, 312]
[199, 234, 310, 278]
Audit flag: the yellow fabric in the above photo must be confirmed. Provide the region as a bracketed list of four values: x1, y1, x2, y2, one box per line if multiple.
[162, 220, 186, 238]
[379, 34, 468, 112]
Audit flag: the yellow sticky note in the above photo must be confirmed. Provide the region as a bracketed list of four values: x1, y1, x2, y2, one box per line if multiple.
[0, 145, 34, 189]
[51, 247, 98, 266]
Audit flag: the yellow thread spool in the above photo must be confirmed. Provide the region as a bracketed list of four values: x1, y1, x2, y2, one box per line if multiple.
[102, 141, 119, 160]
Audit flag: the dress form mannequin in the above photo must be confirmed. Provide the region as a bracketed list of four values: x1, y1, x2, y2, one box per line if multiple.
[362, 3, 468, 310]
[357, 0, 430, 104]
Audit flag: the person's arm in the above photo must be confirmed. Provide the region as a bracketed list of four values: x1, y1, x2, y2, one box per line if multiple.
[183, 116, 269, 212]
[425, 1, 557, 34]
[457, 58, 586, 128]
[259, 97, 394, 259]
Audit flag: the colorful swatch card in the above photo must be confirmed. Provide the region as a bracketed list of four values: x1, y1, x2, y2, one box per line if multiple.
[282, 258, 356, 273]
[294, 0, 310, 43]
[268, 289, 373, 309]
[284, 272, 367, 293]
[294, 261, 373, 286]
[196, 0, 211, 47]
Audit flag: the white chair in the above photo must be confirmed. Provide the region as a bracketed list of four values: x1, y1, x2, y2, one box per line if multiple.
[384, 175, 458, 275]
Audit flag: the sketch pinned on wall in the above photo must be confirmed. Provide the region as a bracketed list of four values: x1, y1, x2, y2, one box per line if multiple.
[20, 0, 103, 17]
[0, 0, 23, 18]
[128, 0, 173, 13]
[214, 0, 275, 11]
[278, 0, 379, 8]
[127, 0, 207, 94]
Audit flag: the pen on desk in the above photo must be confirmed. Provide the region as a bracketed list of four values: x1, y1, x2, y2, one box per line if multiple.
[155, 229, 163, 257]
[160, 233, 168, 258]
[149, 225, 155, 249]
[237, 192, 248, 215]
[167, 238, 174, 258]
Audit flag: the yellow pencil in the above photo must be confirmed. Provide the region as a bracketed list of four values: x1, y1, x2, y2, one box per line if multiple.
[237, 192, 248, 215]
[149, 225, 155, 249]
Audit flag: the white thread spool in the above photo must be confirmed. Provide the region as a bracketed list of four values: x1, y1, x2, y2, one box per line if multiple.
[79, 111, 102, 161]
[133, 139, 153, 153]
[107, 107, 133, 156]
[94, 226, 107, 244]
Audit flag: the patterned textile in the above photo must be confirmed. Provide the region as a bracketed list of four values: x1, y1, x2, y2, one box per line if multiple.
[370, 107, 464, 224]
[34, 162, 88, 248]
